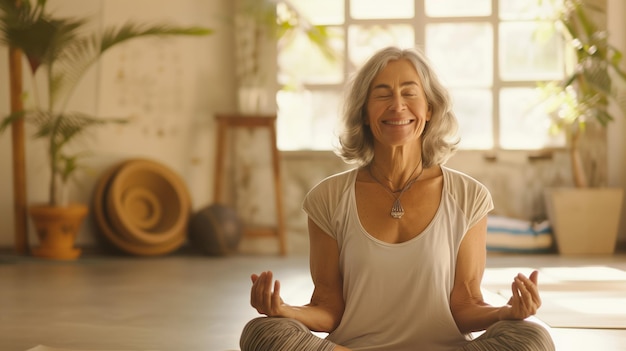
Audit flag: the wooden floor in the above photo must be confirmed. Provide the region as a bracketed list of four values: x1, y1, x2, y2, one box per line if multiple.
[1, 250, 625, 351]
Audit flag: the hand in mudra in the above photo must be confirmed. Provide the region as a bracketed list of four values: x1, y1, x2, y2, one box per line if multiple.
[500, 270, 542, 320]
[250, 270, 288, 317]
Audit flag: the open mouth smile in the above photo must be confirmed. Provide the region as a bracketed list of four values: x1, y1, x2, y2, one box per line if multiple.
[383, 119, 414, 126]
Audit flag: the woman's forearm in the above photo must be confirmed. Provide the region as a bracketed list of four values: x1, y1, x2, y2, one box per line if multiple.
[281, 303, 343, 333]
[451, 302, 507, 334]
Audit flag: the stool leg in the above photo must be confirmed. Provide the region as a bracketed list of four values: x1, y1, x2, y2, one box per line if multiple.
[269, 120, 287, 255]
[213, 115, 286, 256]
[213, 119, 227, 203]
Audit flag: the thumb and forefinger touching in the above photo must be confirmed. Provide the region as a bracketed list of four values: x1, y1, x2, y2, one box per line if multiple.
[509, 270, 542, 318]
[250, 271, 283, 316]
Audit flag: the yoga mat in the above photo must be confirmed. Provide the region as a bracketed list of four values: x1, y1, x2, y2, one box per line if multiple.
[484, 266, 626, 329]
[532, 290, 626, 329]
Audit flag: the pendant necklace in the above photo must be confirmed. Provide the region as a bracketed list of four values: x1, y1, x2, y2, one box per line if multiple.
[368, 159, 424, 219]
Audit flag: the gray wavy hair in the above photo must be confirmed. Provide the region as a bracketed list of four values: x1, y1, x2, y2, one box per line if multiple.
[335, 46, 459, 167]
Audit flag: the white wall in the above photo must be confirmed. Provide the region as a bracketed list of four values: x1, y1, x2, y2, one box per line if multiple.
[0, 0, 237, 248]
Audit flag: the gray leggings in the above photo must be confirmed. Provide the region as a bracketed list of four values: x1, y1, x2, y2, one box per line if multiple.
[240, 317, 555, 351]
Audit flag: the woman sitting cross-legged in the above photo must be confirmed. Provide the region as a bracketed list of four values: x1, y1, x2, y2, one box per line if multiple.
[239, 46, 555, 351]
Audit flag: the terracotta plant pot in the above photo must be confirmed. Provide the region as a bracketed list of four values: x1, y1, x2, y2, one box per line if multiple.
[29, 204, 88, 260]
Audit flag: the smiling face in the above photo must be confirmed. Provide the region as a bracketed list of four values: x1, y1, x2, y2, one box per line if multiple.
[365, 59, 431, 150]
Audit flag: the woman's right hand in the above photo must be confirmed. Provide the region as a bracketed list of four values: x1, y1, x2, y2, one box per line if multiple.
[250, 271, 289, 317]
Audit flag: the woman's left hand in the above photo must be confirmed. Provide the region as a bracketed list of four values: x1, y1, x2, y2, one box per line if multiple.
[500, 270, 542, 320]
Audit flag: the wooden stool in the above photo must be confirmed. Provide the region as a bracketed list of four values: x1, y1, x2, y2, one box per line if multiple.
[213, 114, 287, 255]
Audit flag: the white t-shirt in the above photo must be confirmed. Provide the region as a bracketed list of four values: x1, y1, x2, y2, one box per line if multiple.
[302, 166, 494, 351]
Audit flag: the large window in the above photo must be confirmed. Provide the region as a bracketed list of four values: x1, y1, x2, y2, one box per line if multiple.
[276, 0, 566, 151]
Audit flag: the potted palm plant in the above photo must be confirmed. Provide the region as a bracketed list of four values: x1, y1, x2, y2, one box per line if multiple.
[0, 0, 212, 259]
[540, 0, 626, 254]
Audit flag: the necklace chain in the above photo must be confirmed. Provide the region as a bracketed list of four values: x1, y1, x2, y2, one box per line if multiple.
[368, 159, 424, 219]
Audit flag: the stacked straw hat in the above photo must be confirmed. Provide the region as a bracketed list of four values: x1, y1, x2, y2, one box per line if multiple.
[93, 159, 190, 256]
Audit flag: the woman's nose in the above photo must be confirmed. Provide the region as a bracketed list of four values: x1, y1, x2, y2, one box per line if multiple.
[388, 94, 406, 111]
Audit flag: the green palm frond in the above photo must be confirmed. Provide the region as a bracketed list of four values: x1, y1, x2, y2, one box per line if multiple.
[48, 34, 100, 109]
[49, 22, 212, 110]
[0, 0, 54, 72]
[43, 17, 86, 66]
[0, 110, 25, 132]
[58, 152, 81, 183]
[33, 111, 127, 149]
[100, 22, 212, 53]
[0, 0, 36, 34]
[0, 0, 86, 73]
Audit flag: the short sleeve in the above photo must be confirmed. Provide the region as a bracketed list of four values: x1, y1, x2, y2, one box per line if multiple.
[301, 168, 357, 240]
[302, 180, 337, 239]
[443, 167, 494, 230]
[467, 182, 494, 229]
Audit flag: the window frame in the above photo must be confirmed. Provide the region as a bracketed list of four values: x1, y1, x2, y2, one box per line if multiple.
[276, 0, 563, 152]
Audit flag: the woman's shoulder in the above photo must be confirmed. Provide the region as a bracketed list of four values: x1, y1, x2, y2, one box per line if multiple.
[302, 168, 358, 224]
[441, 166, 490, 196]
[441, 167, 494, 227]
[442, 166, 485, 186]
[310, 167, 359, 192]
[304, 167, 358, 205]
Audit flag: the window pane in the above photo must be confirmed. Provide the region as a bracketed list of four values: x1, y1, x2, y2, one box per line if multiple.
[350, 0, 414, 19]
[278, 26, 344, 85]
[274, 0, 568, 151]
[426, 0, 491, 17]
[451, 89, 493, 149]
[499, 0, 562, 20]
[499, 22, 564, 81]
[277, 89, 342, 150]
[426, 23, 493, 87]
[499, 88, 565, 149]
[348, 25, 415, 69]
[288, 0, 344, 24]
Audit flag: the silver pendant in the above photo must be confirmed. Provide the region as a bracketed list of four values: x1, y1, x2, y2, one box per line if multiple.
[391, 199, 404, 219]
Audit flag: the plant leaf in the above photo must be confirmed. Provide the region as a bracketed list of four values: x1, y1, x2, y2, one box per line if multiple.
[0, 110, 25, 132]
[51, 22, 212, 110]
